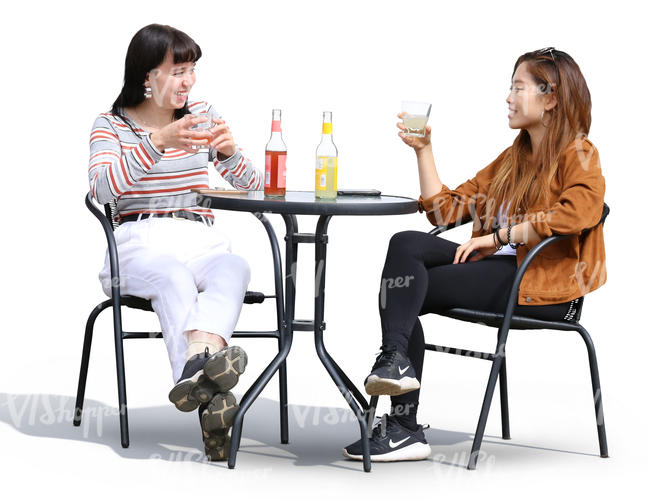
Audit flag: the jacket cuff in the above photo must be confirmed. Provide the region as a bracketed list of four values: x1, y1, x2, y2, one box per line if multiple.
[527, 210, 554, 239]
[417, 185, 450, 214]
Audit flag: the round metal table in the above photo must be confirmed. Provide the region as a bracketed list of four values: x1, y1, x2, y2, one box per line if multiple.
[195, 190, 418, 472]
[196, 189, 417, 216]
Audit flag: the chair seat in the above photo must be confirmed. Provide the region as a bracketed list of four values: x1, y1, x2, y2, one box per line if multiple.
[437, 306, 581, 331]
[120, 291, 266, 312]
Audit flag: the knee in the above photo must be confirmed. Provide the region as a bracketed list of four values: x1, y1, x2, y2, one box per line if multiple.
[223, 253, 252, 286]
[387, 230, 422, 258]
[157, 266, 197, 299]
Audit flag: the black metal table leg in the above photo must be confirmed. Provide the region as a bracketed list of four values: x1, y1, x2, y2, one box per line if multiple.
[312, 215, 372, 472]
[228, 213, 296, 468]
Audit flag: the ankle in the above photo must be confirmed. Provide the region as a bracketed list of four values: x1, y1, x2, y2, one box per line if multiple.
[184, 330, 227, 360]
[390, 402, 419, 431]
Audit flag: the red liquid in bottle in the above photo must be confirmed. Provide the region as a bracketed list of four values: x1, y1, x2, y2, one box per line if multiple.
[264, 150, 287, 197]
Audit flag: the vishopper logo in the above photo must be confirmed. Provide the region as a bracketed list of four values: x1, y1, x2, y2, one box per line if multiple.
[145, 195, 180, 212]
[426, 195, 474, 230]
[291, 405, 358, 429]
[148, 68, 183, 109]
[427, 192, 557, 237]
[572, 260, 606, 296]
[515, 82, 556, 119]
[573, 133, 599, 172]
[148, 448, 273, 476]
[427, 450, 497, 472]
[2, 394, 119, 439]
[289, 400, 415, 429]
[379, 274, 415, 310]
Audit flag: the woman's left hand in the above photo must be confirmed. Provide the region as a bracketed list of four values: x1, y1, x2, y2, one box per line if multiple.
[453, 234, 499, 264]
[207, 119, 236, 158]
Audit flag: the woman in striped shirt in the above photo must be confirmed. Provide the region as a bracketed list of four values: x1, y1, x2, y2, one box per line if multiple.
[89, 24, 262, 461]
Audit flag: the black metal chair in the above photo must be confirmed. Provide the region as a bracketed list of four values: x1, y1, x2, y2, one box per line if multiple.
[74, 192, 289, 448]
[369, 203, 610, 469]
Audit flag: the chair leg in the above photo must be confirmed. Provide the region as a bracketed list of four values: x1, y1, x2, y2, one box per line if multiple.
[278, 339, 289, 444]
[74, 302, 109, 426]
[367, 396, 379, 434]
[111, 305, 130, 448]
[468, 356, 504, 470]
[499, 356, 511, 440]
[575, 324, 609, 458]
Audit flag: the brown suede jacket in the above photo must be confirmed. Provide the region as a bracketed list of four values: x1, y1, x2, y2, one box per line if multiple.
[417, 137, 606, 306]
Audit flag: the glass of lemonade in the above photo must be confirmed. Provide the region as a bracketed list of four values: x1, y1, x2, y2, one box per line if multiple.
[401, 101, 432, 137]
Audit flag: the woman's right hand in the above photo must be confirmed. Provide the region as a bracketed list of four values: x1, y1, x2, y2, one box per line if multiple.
[397, 112, 432, 152]
[150, 115, 212, 153]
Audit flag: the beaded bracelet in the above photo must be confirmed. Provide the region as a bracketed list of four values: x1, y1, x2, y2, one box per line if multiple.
[507, 223, 521, 249]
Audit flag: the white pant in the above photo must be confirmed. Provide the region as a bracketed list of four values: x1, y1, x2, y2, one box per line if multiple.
[98, 217, 251, 383]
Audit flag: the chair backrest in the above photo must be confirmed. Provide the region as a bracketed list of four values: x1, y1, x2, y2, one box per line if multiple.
[103, 200, 119, 231]
[599, 203, 610, 227]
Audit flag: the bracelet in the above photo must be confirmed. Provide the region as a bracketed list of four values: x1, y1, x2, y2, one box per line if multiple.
[507, 223, 520, 249]
[493, 231, 503, 251]
[495, 227, 508, 246]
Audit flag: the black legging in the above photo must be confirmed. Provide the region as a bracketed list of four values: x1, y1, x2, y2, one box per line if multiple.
[379, 230, 574, 410]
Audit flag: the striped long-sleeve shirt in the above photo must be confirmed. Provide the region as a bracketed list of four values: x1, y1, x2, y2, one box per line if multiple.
[88, 100, 263, 225]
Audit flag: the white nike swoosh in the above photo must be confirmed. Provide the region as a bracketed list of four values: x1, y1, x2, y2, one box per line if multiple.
[398, 365, 410, 375]
[389, 437, 410, 448]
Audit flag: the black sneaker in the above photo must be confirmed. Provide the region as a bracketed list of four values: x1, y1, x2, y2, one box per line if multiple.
[168, 348, 219, 412]
[364, 345, 420, 396]
[342, 414, 431, 462]
[201, 391, 239, 461]
[203, 346, 248, 391]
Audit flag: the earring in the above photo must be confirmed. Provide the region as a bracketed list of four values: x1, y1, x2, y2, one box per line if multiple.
[144, 86, 152, 99]
[541, 109, 551, 128]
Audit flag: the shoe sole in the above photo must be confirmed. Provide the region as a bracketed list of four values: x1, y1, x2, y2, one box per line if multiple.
[364, 375, 420, 396]
[342, 442, 431, 462]
[201, 392, 239, 461]
[168, 372, 218, 412]
[205, 435, 232, 461]
[203, 346, 248, 392]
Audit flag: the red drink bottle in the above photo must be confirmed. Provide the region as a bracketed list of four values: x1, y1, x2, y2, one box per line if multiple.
[264, 109, 287, 197]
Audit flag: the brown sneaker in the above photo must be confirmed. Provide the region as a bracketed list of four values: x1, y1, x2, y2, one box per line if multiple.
[203, 346, 248, 392]
[168, 348, 219, 412]
[200, 391, 239, 461]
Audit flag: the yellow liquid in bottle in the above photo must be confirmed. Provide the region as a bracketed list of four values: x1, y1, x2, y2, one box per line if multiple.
[315, 156, 337, 198]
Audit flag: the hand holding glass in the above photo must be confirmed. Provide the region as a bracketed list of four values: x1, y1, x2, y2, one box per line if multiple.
[190, 111, 219, 151]
[401, 101, 432, 137]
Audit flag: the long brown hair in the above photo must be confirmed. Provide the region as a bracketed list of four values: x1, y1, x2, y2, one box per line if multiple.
[484, 48, 592, 230]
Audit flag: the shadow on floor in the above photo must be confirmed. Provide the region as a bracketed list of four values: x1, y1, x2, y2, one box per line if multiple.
[0, 392, 598, 471]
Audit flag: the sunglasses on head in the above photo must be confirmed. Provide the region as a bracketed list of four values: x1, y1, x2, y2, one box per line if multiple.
[535, 47, 560, 92]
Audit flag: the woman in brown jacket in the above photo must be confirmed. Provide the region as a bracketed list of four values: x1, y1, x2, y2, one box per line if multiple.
[343, 48, 606, 462]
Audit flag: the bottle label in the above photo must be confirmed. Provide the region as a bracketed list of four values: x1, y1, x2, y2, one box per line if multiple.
[265, 153, 271, 187]
[278, 154, 286, 188]
[272, 120, 282, 132]
[322, 123, 332, 134]
[265, 152, 287, 188]
[315, 156, 337, 191]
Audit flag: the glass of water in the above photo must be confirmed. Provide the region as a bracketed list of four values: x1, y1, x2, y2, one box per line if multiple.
[190, 111, 219, 151]
[401, 101, 432, 137]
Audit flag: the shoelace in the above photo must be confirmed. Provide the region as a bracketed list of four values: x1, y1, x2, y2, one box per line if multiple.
[372, 414, 430, 438]
[371, 345, 399, 371]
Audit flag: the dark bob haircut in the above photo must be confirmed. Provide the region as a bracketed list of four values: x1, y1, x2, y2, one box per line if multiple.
[111, 24, 202, 121]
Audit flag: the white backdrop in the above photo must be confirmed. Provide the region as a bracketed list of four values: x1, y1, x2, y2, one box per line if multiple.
[1, 0, 648, 498]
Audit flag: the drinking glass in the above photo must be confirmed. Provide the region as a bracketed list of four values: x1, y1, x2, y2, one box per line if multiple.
[190, 111, 219, 151]
[401, 101, 432, 137]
